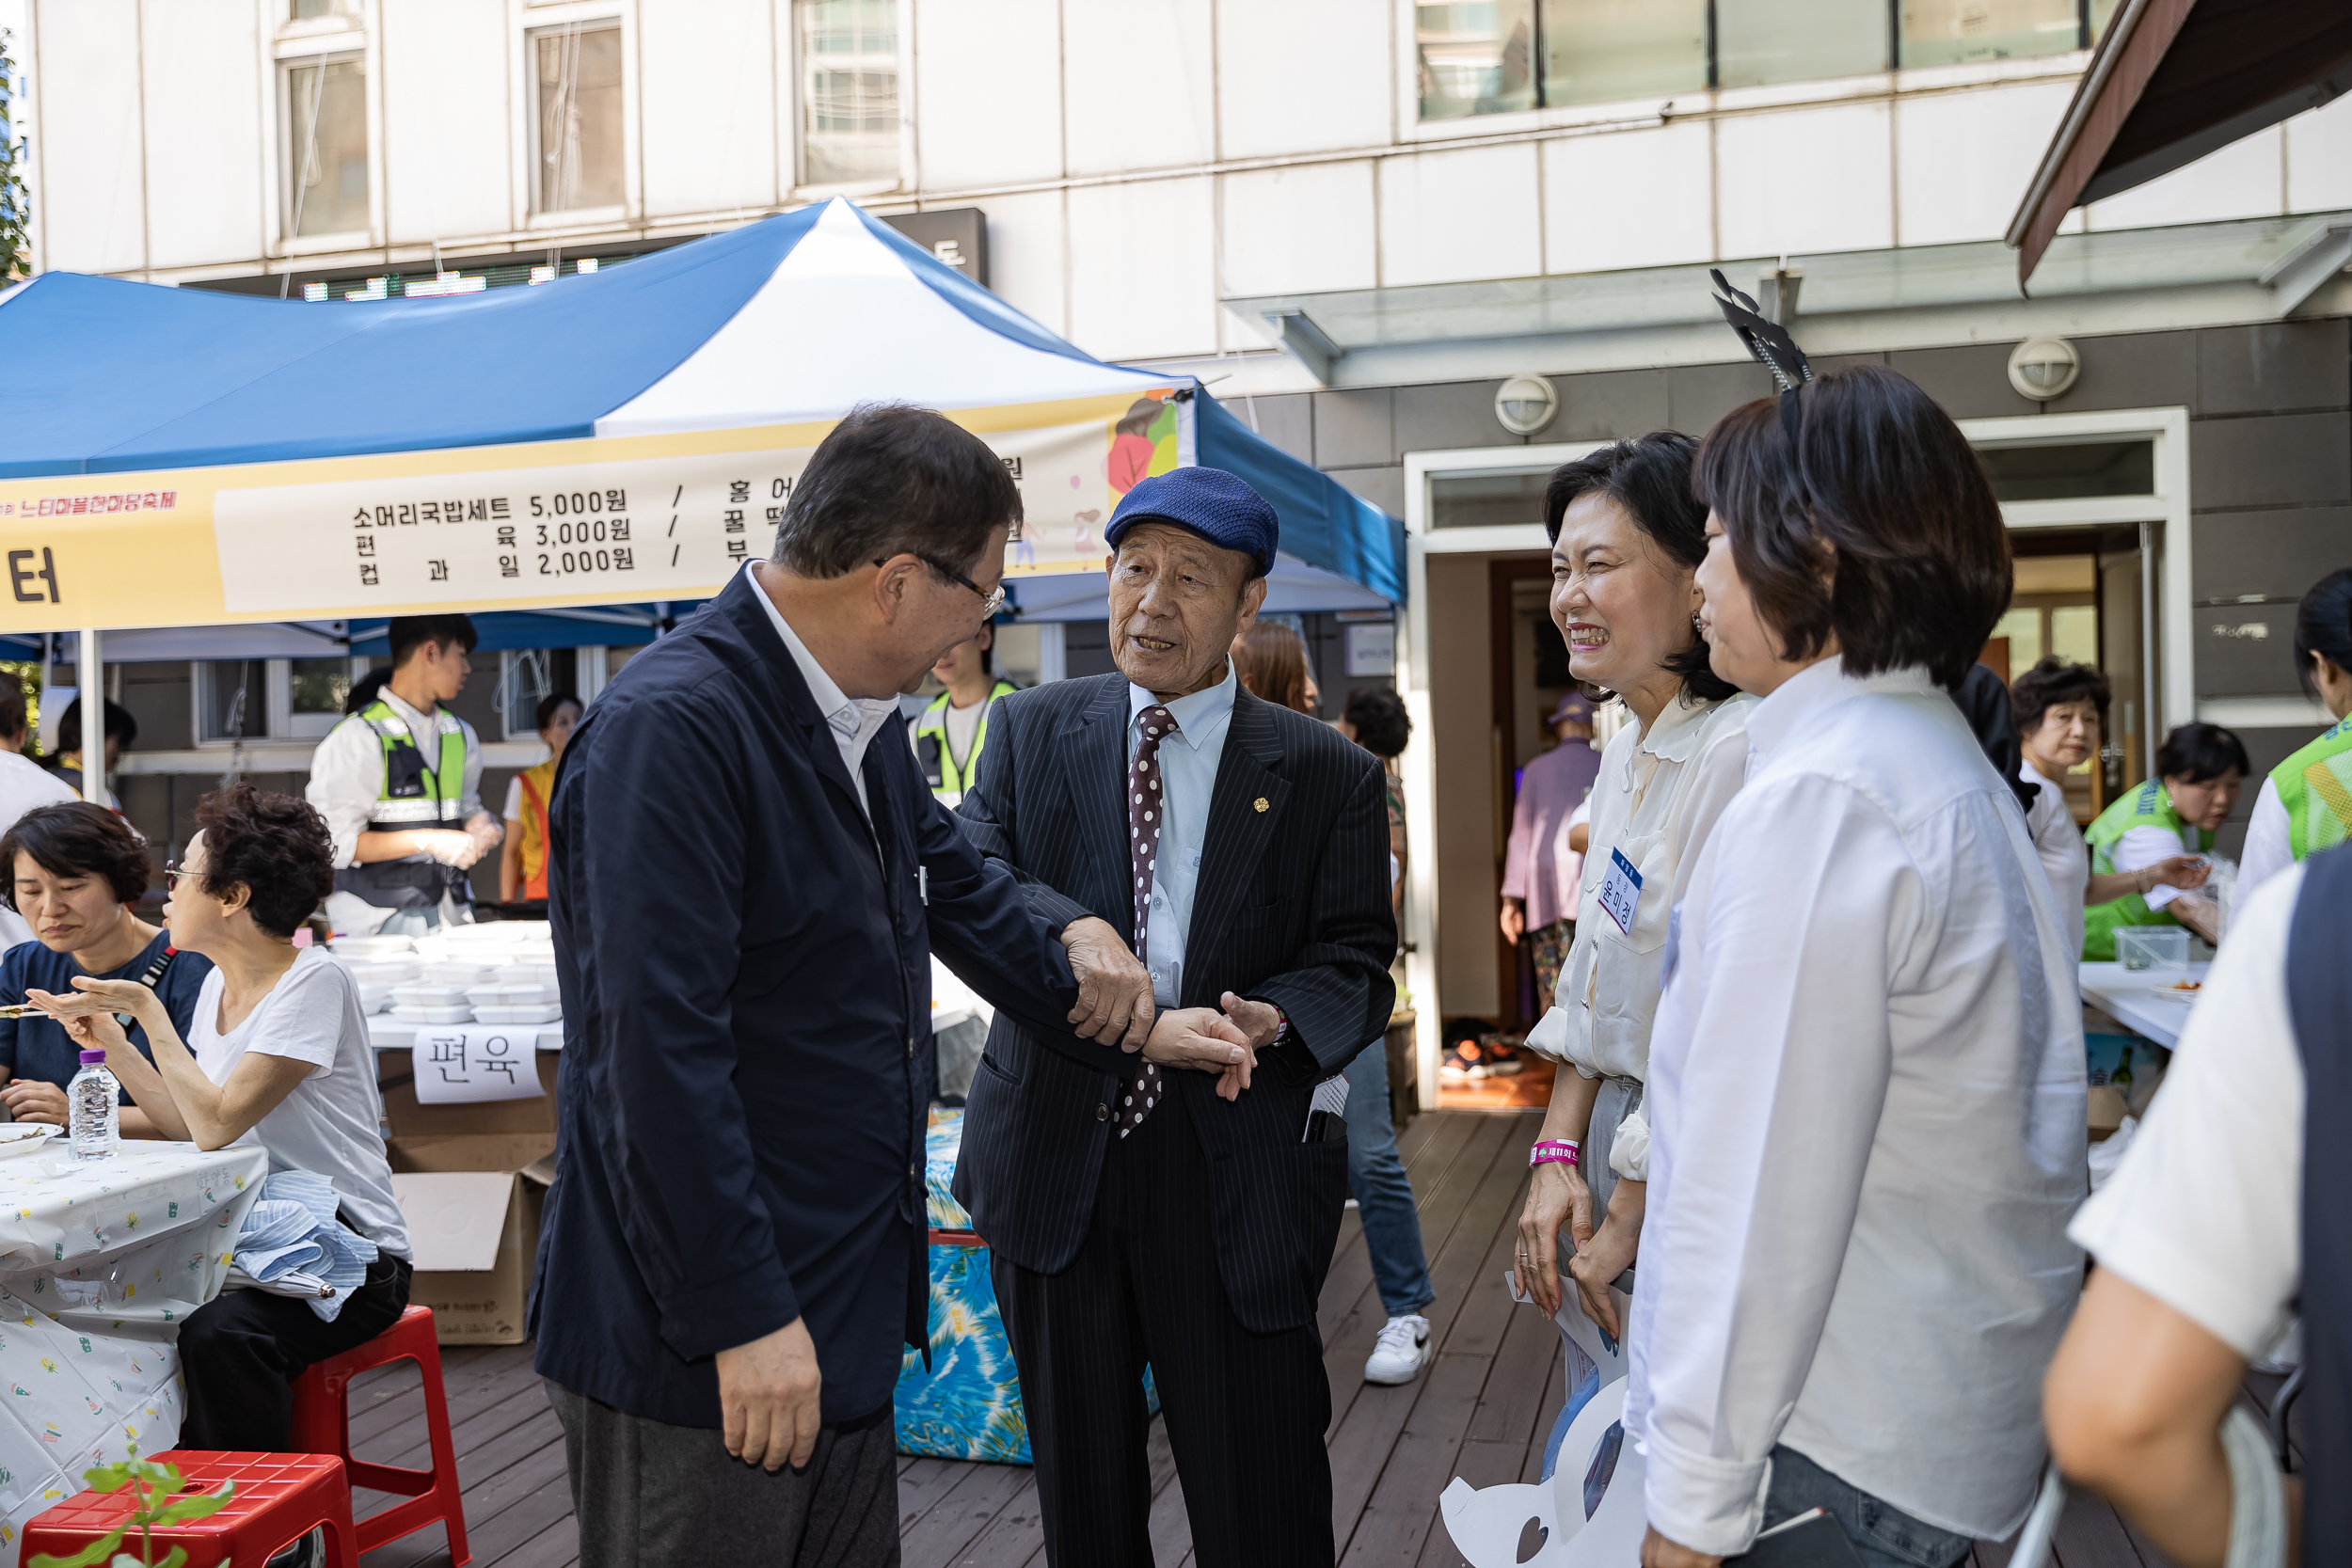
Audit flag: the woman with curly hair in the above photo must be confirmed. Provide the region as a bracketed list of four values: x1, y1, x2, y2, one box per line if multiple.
[32, 784, 410, 1455]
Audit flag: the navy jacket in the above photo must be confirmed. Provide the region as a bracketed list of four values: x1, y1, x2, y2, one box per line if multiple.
[529, 570, 1109, 1428]
[951, 673, 1396, 1332]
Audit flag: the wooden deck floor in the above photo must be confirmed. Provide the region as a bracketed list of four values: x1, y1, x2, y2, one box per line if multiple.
[341, 1108, 2203, 1568]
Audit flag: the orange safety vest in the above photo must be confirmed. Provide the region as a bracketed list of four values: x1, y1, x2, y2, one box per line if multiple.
[517, 760, 557, 901]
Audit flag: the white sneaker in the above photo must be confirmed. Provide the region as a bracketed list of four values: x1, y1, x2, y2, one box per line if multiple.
[1365, 1314, 1430, 1385]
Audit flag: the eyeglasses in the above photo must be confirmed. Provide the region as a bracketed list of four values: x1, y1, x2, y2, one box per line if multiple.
[880, 554, 1007, 619]
[162, 861, 195, 892]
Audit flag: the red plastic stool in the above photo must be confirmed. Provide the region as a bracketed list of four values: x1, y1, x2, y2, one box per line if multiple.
[290, 1305, 472, 1565]
[22, 1451, 359, 1568]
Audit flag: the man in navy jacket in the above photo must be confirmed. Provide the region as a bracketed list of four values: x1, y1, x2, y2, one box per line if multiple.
[530, 405, 1248, 1568]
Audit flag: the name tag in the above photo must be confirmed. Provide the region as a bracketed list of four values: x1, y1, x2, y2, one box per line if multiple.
[1597, 848, 1643, 936]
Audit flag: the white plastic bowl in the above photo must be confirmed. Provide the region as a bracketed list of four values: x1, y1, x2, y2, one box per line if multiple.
[469, 1004, 563, 1025]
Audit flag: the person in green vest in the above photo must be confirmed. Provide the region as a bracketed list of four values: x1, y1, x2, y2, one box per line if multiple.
[305, 614, 501, 938]
[2240, 567, 2352, 900]
[910, 623, 1016, 799]
[2083, 722, 2249, 958]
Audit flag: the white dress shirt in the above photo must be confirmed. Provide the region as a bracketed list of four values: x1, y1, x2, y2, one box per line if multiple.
[747, 562, 903, 818]
[1628, 661, 2085, 1555]
[1129, 660, 1238, 1007]
[1522, 690, 1755, 1098]
[0, 752, 80, 950]
[2022, 758, 2088, 957]
[305, 686, 484, 870]
[2070, 863, 2304, 1359]
[2238, 773, 2295, 899]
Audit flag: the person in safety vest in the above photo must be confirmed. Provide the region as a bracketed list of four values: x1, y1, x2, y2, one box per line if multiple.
[501, 690, 583, 907]
[2082, 721, 2247, 958]
[2239, 566, 2352, 901]
[909, 622, 1016, 799]
[307, 614, 501, 938]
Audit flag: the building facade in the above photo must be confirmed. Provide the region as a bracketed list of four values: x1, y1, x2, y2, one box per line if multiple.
[18, 0, 2352, 1093]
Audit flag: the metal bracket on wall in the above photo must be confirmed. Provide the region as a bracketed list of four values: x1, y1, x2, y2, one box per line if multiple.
[2260, 221, 2352, 316]
[1263, 311, 1346, 386]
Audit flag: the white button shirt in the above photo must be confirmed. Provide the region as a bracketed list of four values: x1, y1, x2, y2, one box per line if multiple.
[1628, 661, 2086, 1555]
[747, 562, 902, 818]
[2022, 758, 2088, 958]
[1523, 689, 1755, 1088]
[0, 752, 80, 950]
[306, 686, 484, 870]
[1129, 660, 1238, 1007]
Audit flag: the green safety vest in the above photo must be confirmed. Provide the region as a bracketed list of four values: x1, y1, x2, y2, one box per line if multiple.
[2274, 715, 2352, 861]
[912, 682, 1017, 797]
[2081, 780, 2214, 961]
[331, 699, 473, 911]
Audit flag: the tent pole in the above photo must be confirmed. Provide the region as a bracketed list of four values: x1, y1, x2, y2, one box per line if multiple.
[76, 627, 103, 803]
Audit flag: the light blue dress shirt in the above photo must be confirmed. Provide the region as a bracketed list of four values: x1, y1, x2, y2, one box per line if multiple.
[1127, 659, 1238, 1007]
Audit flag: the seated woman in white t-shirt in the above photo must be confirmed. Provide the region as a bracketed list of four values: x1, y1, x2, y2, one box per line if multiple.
[33, 784, 411, 1453]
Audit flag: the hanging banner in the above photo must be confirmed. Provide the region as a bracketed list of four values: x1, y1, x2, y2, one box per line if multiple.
[0, 389, 1184, 634]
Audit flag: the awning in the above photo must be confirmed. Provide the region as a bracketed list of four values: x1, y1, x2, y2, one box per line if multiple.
[2007, 0, 2352, 287]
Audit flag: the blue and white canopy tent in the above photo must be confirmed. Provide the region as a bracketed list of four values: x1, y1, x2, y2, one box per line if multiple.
[0, 198, 1402, 674]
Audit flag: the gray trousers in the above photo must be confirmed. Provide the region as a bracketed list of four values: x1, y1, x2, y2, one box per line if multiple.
[548, 1381, 899, 1568]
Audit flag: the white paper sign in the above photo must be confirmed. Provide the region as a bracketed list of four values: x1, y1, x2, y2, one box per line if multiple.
[412, 1030, 546, 1103]
[1344, 622, 1395, 676]
[1596, 848, 1642, 936]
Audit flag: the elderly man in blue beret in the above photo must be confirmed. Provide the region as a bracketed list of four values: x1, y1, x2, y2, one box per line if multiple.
[952, 467, 1399, 1566]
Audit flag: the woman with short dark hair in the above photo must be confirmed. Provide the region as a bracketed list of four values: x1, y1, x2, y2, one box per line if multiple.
[0, 801, 213, 1132]
[2010, 657, 2206, 956]
[32, 784, 410, 1454]
[2239, 566, 2352, 897]
[2080, 721, 2248, 955]
[1628, 365, 2084, 1568]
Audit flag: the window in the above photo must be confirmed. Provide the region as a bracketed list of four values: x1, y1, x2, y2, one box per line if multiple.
[1428, 470, 1549, 529]
[1418, 0, 2090, 119]
[288, 657, 352, 738]
[288, 0, 359, 18]
[1899, 0, 2082, 68]
[499, 649, 580, 740]
[197, 662, 270, 744]
[1717, 0, 1885, 88]
[284, 55, 368, 238]
[1543, 0, 1707, 106]
[800, 0, 899, 187]
[532, 24, 625, 214]
[1417, 2, 1537, 120]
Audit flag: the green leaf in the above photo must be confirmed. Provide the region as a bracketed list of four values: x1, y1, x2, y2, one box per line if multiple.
[152, 1549, 189, 1568]
[24, 1521, 129, 1568]
[153, 1481, 233, 1526]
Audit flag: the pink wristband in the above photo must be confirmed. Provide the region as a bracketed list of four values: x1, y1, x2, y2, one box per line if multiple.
[1529, 1139, 1580, 1169]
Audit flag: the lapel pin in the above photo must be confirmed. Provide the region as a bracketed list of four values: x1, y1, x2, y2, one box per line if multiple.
[1253, 797, 1269, 813]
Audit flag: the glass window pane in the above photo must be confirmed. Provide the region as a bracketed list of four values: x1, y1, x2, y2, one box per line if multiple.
[288, 0, 359, 19]
[801, 0, 899, 185]
[1417, 1, 1537, 120]
[1900, 0, 2080, 67]
[1539, 0, 1706, 106]
[1429, 470, 1548, 530]
[1977, 440, 2154, 501]
[286, 56, 369, 237]
[2089, 0, 2123, 41]
[2050, 604, 2099, 667]
[290, 658, 351, 717]
[1717, 0, 1887, 87]
[535, 25, 626, 213]
[199, 662, 269, 742]
[1990, 607, 2042, 673]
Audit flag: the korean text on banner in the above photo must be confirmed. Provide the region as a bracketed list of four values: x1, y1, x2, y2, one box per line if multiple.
[413, 1032, 547, 1105]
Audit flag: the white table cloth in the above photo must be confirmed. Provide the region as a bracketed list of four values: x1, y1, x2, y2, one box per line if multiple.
[0, 1139, 266, 1552]
[2079, 960, 2211, 1050]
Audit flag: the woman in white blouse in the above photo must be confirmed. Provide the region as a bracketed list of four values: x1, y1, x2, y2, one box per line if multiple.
[1512, 433, 1756, 1340]
[1630, 367, 2084, 1568]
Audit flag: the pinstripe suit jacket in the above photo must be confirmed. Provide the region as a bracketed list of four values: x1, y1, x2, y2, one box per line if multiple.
[949, 672, 1398, 1333]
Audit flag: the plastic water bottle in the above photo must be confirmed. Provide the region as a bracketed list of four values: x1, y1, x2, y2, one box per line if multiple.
[68, 1049, 119, 1162]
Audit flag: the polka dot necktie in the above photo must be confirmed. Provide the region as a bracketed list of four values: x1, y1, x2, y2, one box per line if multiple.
[1119, 705, 1177, 1138]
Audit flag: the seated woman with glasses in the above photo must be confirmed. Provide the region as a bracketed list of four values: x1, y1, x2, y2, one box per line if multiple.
[32, 784, 411, 1452]
[0, 801, 215, 1132]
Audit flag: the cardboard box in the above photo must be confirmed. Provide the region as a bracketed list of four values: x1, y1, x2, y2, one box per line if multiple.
[379, 1048, 559, 1345]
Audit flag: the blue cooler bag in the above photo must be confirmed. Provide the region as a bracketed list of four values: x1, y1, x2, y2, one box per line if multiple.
[895, 1108, 1157, 1463]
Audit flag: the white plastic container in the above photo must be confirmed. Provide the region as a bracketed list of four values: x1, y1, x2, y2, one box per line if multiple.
[339, 958, 421, 986]
[389, 1004, 476, 1025]
[420, 961, 499, 986]
[390, 983, 472, 1007]
[465, 984, 560, 1007]
[493, 961, 561, 985]
[356, 982, 395, 1015]
[329, 935, 416, 960]
[468, 1004, 563, 1025]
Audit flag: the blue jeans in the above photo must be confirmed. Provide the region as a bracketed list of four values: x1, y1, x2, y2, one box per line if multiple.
[1764, 1445, 1974, 1568]
[1343, 1044, 1434, 1320]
